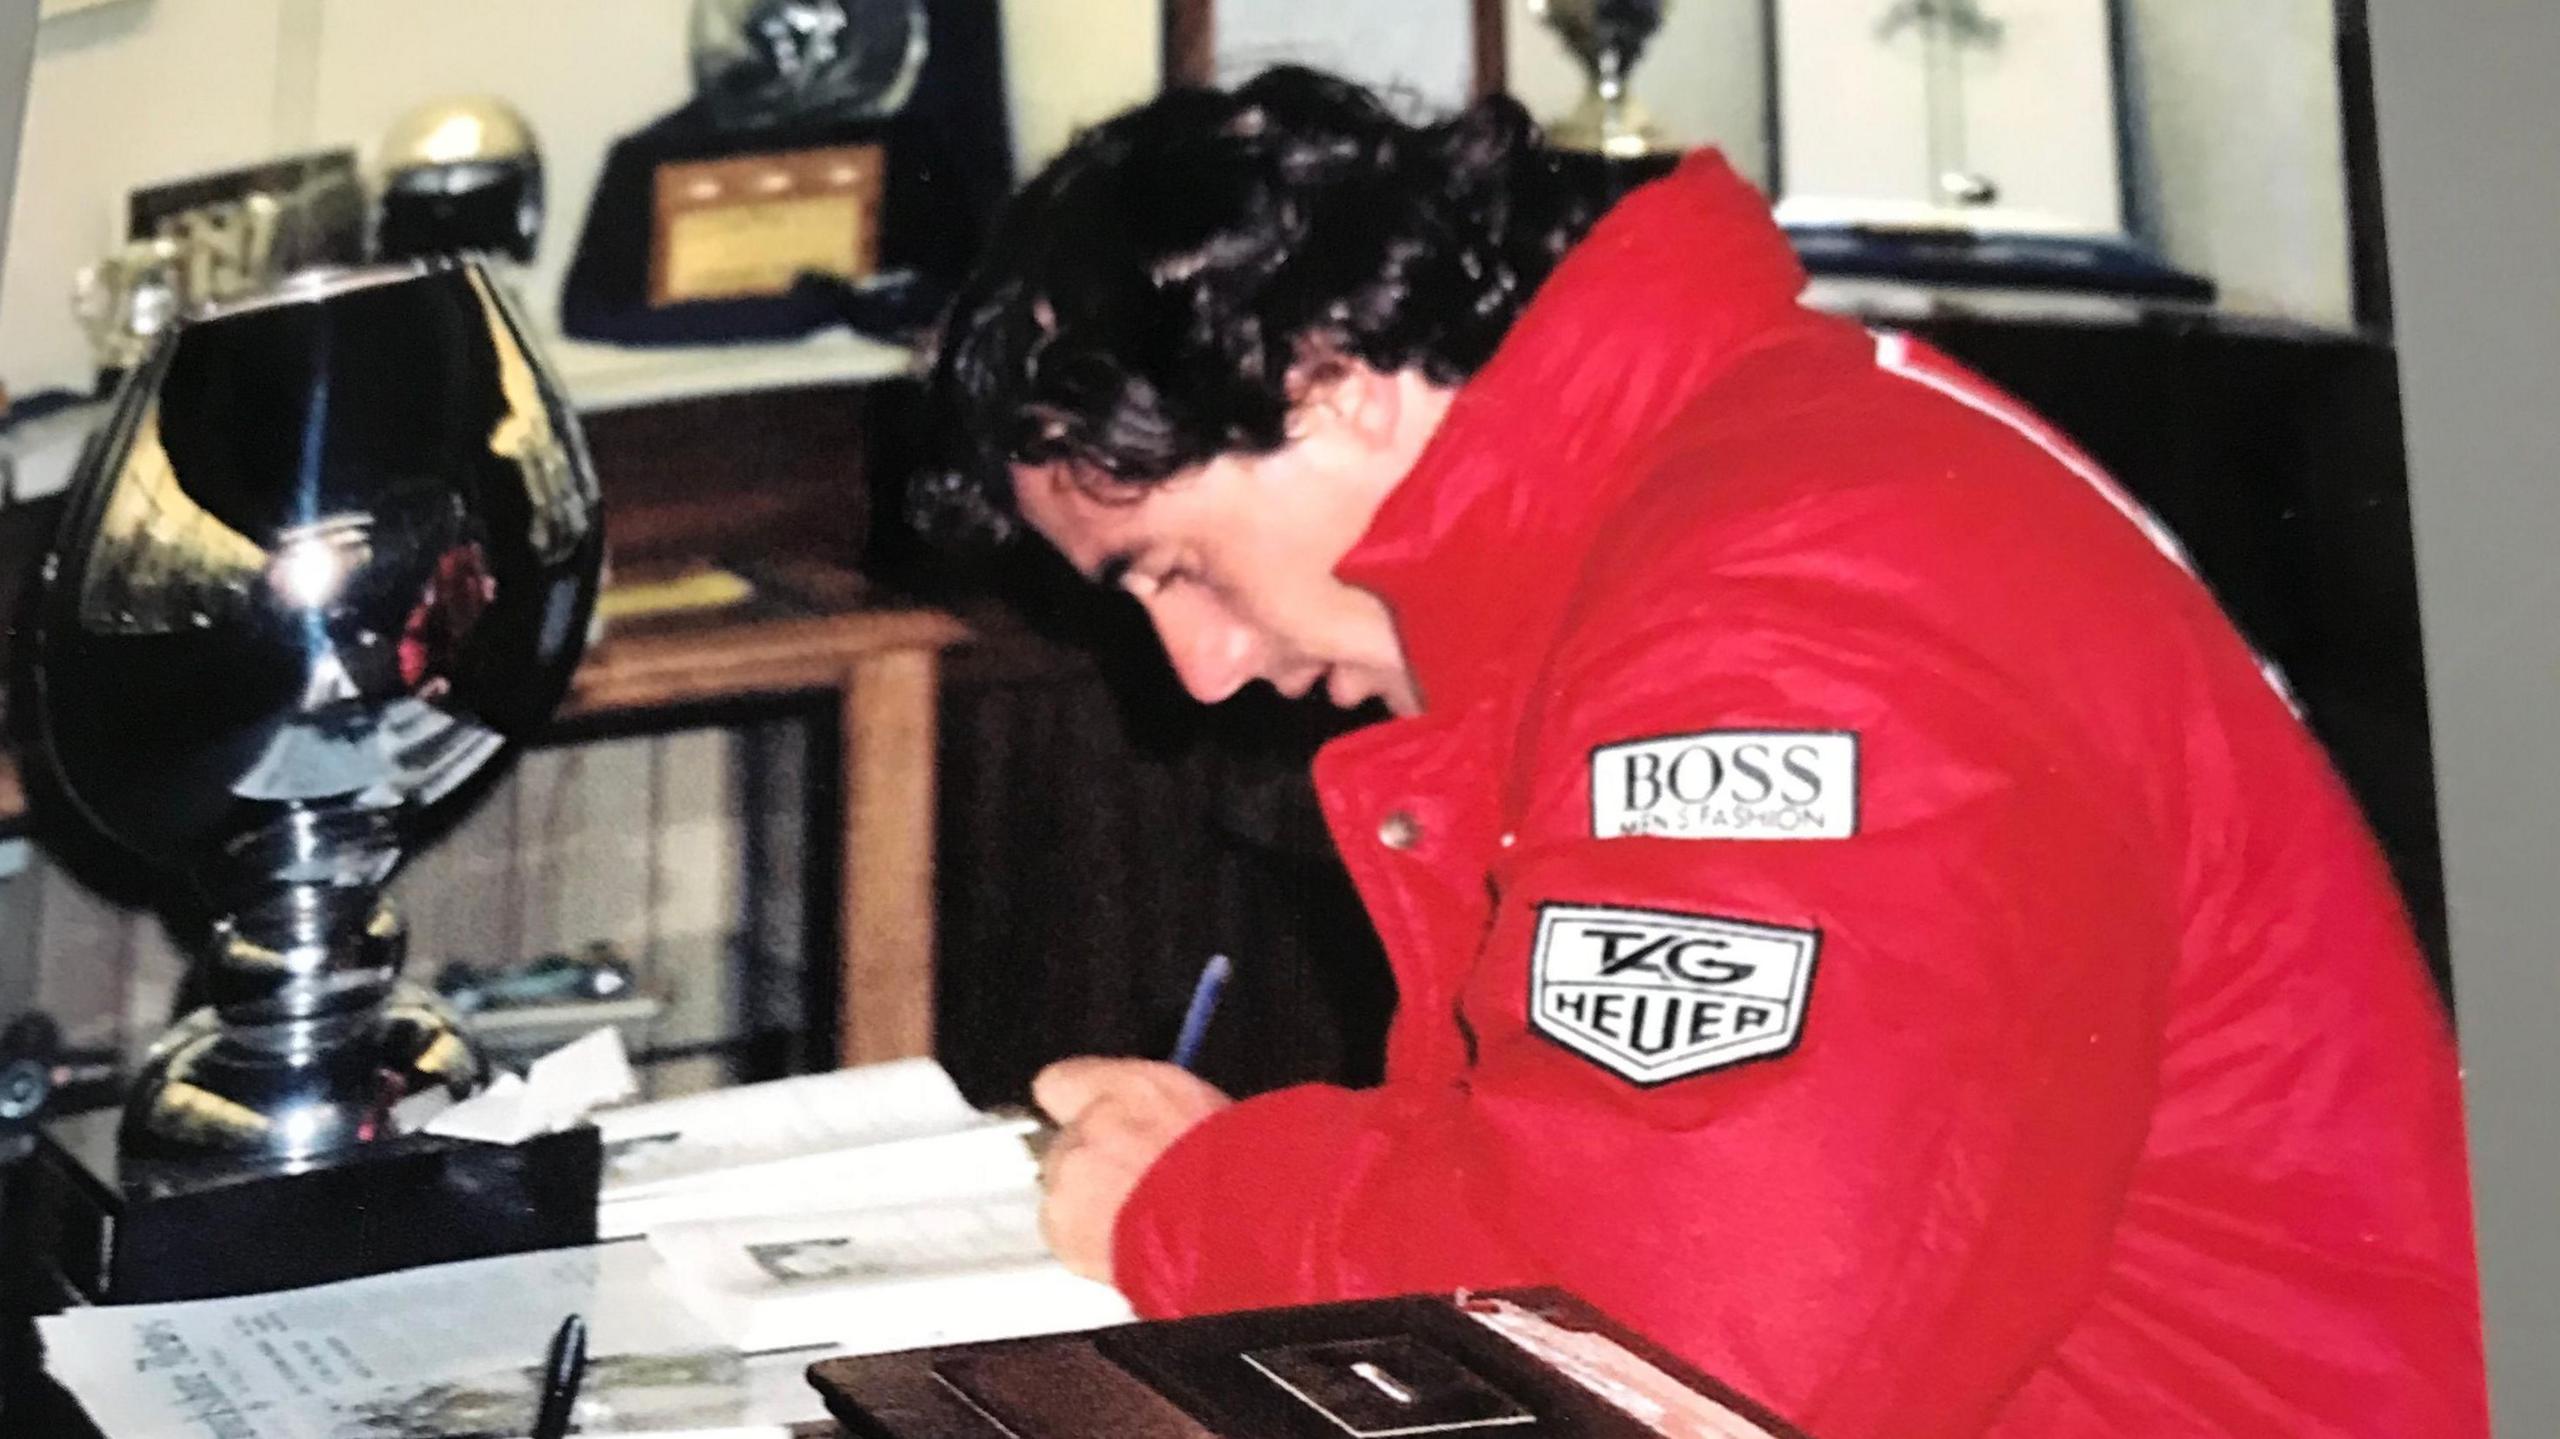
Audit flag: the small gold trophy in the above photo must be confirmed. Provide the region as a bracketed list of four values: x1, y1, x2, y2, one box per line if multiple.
[1529, 0, 1675, 159]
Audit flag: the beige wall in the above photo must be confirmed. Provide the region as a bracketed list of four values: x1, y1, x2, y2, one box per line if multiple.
[1511, 0, 2355, 326]
[1001, 0, 1157, 172]
[2, 0, 293, 397]
[0, 0, 1161, 399]
[2118, 0, 2352, 325]
[0, 0, 2358, 400]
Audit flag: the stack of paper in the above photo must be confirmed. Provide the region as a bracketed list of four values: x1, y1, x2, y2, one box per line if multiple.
[38, 1060, 1133, 1435]
[593, 1059, 1134, 1356]
[37, 1245, 755, 1439]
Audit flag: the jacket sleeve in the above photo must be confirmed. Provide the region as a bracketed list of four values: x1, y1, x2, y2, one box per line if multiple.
[1111, 574, 2171, 1439]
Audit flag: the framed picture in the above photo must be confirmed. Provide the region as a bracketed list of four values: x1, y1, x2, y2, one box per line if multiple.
[1766, 0, 2129, 237]
[1163, 0, 1508, 112]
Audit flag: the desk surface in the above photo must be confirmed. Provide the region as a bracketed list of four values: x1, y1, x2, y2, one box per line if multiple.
[564, 555, 966, 718]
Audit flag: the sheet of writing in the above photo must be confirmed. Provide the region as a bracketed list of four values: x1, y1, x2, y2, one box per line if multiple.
[39, 1243, 747, 1439]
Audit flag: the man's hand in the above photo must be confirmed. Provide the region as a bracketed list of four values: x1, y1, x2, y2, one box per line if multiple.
[1031, 1057, 1231, 1284]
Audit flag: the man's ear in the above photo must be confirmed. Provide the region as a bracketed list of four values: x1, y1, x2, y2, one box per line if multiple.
[1295, 362, 1401, 452]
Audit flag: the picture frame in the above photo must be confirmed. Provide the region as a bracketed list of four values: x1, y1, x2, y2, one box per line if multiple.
[1764, 0, 2131, 238]
[647, 143, 887, 309]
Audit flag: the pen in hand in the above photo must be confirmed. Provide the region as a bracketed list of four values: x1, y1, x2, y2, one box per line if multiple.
[1168, 952, 1232, 1072]
[530, 1312, 587, 1439]
[1010, 952, 1234, 1167]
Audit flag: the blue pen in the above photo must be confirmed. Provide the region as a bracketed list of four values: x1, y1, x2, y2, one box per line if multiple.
[1168, 953, 1233, 1071]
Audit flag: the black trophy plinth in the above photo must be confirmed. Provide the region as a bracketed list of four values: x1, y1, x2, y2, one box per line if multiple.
[560, 0, 1012, 346]
[16, 1107, 600, 1306]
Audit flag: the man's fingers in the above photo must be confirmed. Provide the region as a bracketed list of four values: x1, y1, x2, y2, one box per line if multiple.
[1028, 1062, 1230, 1287]
[1031, 1056, 1125, 1124]
[1033, 1116, 1134, 1284]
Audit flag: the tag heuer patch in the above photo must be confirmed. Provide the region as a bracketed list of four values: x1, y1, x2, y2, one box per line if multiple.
[1590, 730, 1858, 839]
[1529, 903, 1818, 1085]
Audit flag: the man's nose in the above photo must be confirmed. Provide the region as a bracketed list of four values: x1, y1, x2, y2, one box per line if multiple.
[1149, 591, 1260, 704]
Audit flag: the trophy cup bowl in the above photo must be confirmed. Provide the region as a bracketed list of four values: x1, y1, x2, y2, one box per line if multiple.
[1530, 0, 1673, 160]
[25, 256, 603, 1169]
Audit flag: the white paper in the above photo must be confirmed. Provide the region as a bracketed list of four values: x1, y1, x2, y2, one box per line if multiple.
[646, 1195, 1132, 1356]
[418, 1069, 538, 1144]
[596, 1118, 1043, 1240]
[654, 1190, 1054, 1292]
[425, 1026, 638, 1144]
[38, 1244, 745, 1439]
[592, 1058, 995, 1201]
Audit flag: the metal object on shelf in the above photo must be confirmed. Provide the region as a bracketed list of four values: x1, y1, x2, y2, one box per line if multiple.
[689, 0, 930, 132]
[70, 236, 186, 375]
[375, 95, 546, 264]
[24, 254, 605, 1169]
[1530, 0, 1676, 159]
[437, 940, 642, 1015]
[79, 151, 370, 377]
[436, 942, 666, 1070]
[1875, 0, 2007, 210]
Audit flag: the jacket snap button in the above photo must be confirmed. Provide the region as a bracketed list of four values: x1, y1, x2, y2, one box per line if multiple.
[1378, 810, 1421, 851]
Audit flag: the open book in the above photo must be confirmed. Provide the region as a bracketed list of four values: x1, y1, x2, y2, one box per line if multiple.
[593, 1058, 1135, 1355]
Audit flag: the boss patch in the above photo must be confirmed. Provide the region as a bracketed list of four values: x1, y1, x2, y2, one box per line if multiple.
[1529, 903, 1818, 1085]
[1590, 730, 1858, 839]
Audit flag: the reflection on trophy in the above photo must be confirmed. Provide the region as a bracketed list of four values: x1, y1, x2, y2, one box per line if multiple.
[26, 256, 603, 1167]
[1530, 0, 1674, 159]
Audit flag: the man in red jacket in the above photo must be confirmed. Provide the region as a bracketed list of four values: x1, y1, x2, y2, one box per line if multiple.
[923, 68, 2488, 1436]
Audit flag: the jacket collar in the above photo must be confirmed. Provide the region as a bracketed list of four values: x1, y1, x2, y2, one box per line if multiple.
[1333, 150, 1809, 713]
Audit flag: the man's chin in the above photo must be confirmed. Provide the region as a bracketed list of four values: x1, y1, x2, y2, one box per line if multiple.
[1323, 669, 1375, 711]
[1326, 669, 1423, 718]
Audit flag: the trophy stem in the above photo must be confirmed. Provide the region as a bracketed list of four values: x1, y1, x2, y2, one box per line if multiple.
[1537, 0, 1674, 161]
[209, 882, 403, 1022]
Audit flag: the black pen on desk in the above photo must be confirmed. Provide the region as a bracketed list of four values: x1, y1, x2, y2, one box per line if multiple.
[1168, 952, 1232, 1072]
[530, 1312, 587, 1439]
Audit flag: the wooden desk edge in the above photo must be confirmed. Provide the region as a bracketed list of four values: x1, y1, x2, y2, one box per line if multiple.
[562, 606, 970, 719]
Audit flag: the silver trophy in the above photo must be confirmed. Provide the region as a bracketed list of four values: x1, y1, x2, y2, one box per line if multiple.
[689, 0, 930, 132]
[26, 256, 603, 1167]
[1529, 0, 1674, 159]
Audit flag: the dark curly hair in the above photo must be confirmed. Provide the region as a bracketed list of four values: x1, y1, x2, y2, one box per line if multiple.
[914, 66, 1608, 545]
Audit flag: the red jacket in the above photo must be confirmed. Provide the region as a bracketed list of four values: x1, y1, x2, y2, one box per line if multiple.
[1112, 153, 2487, 1438]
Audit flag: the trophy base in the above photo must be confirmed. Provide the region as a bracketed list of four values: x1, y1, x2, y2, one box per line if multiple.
[1546, 92, 1676, 163]
[13, 1105, 601, 1305]
[121, 982, 484, 1164]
